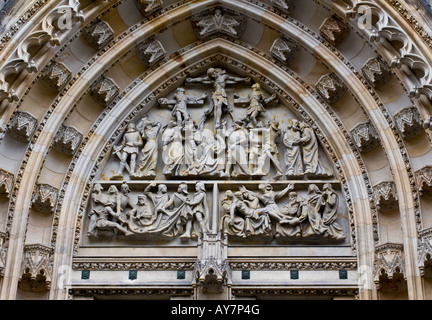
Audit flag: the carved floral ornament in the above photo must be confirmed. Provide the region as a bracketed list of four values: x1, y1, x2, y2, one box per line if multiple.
[84, 67, 349, 247]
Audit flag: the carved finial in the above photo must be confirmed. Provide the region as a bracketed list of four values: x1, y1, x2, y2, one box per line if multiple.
[84, 20, 114, 50]
[19, 244, 53, 292]
[351, 121, 380, 153]
[8, 111, 38, 143]
[90, 76, 119, 106]
[32, 184, 59, 214]
[319, 15, 350, 46]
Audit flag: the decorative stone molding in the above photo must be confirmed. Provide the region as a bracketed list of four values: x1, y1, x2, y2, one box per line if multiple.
[229, 260, 357, 270]
[0, 169, 14, 198]
[8, 111, 38, 143]
[418, 228, 432, 277]
[83, 20, 114, 50]
[416, 166, 432, 196]
[351, 121, 380, 153]
[315, 73, 347, 104]
[18, 244, 53, 292]
[41, 62, 72, 92]
[72, 260, 195, 271]
[271, 0, 297, 15]
[270, 37, 298, 65]
[137, 38, 166, 67]
[394, 106, 423, 140]
[0, 232, 7, 277]
[192, 7, 247, 40]
[31, 184, 58, 214]
[319, 15, 350, 47]
[373, 243, 406, 290]
[69, 288, 194, 297]
[362, 58, 392, 89]
[192, 233, 232, 294]
[232, 288, 359, 297]
[134, 0, 163, 17]
[90, 76, 119, 107]
[53, 125, 83, 156]
[373, 181, 398, 211]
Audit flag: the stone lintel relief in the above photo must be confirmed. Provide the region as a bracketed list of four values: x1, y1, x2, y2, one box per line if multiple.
[84, 68, 349, 246]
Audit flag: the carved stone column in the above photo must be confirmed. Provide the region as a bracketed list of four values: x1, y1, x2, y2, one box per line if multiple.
[373, 243, 406, 291]
[18, 244, 53, 292]
[193, 233, 232, 299]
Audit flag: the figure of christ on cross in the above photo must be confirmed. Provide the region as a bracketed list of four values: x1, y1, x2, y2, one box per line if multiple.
[186, 67, 251, 129]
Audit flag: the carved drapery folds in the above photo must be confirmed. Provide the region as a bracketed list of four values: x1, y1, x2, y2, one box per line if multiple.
[53, 125, 83, 156]
[192, 233, 232, 294]
[270, 37, 298, 66]
[18, 244, 53, 292]
[362, 58, 392, 89]
[90, 76, 119, 107]
[41, 62, 72, 92]
[0, 169, 14, 198]
[83, 20, 114, 50]
[315, 73, 347, 104]
[416, 166, 432, 196]
[319, 15, 350, 47]
[373, 243, 406, 290]
[192, 7, 247, 40]
[31, 184, 58, 214]
[418, 228, 432, 277]
[373, 181, 398, 211]
[271, 0, 297, 15]
[134, 0, 163, 17]
[137, 38, 166, 67]
[394, 106, 423, 140]
[8, 111, 38, 143]
[351, 121, 380, 153]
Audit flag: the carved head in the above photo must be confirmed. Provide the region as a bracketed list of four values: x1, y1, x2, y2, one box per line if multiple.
[195, 182, 206, 192]
[108, 185, 118, 194]
[138, 195, 147, 204]
[158, 184, 168, 193]
[178, 183, 188, 194]
[93, 183, 103, 193]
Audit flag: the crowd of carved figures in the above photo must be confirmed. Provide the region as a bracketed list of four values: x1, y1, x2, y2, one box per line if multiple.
[109, 67, 332, 180]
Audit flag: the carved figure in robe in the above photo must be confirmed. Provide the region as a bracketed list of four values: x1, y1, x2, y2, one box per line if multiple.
[118, 182, 134, 221]
[195, 129, 220, 176]
[221, 120, 252, 177]
[180, 182, 209, 239]
[248, 128, 262, 175]
[186, 67, 250, 129]
[242, 83, 277, 127]
[297, 121, 331, 176]
[301, 184, 326, 237]
[161, 120, 184, 176]
[275, 191, 305, 237]
[321, 184, 345, 240]
[127, 194, 156, 231]
[87, 183, 105, 237]
[220, 190, 246, 237]
[246, 183, 294, 223]
[88, 185, 133, 237]
[135, 115, 161, 178]
[162, 183, 191, 237]
[255, 120, 284, 178]
[111, 122, 144, 180]
[283, 120, 304, 177]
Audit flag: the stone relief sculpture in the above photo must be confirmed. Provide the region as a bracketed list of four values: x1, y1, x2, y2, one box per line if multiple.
[92, 69, 345, 243]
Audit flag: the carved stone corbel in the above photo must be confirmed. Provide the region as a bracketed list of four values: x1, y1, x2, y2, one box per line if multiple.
[270, 37, 298, 66]
[90, 76, 119, 107]
[373, 181, 398, 211]
[8, 111, 38, 143]
[83, 20, 114, 50]
[394, 106, 423, 140]
[0, 169, 14, 198]
[137, 38, 166, 67]
[373, 243, 406, 290]
[351, 121, 380, 153]
[41, 62, 72, 92]
[53, 125, 83, 156]
[315, 73, 347, 104]
[319, 15, 350, 47]
[18, 244, 53, 292]
[271, 0, 297, 15]
[362, 58, 392, 89]
[31, 184, 58, 214]
[416, 166, 432, 196]
[134, 0, 163, 17]
[192, 7, 247, 40]
[192, 233, 232, 294]
[418, 228, 432, 277]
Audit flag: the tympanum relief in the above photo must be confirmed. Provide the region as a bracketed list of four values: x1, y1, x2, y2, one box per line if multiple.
[85, 68, 348, 245]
